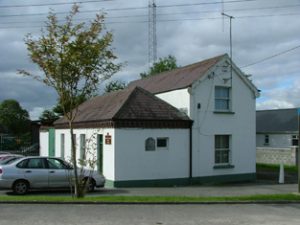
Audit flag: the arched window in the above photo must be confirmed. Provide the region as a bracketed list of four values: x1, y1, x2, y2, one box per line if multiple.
[145, 137, 155, 151]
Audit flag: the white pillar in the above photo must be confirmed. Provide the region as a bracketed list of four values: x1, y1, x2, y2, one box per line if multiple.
[279, 163, 285, 184]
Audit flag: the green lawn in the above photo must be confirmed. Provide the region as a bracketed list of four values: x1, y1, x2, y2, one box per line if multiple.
[256, 163, 298, 173]
[0, 194, 300, 203]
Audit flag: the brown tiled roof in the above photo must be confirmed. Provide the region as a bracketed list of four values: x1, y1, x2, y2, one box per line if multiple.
[54, 87, 191, 128]
[129, 54, 226, 94]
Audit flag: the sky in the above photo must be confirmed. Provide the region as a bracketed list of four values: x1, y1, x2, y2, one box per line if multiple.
[0, 0, 299, 119]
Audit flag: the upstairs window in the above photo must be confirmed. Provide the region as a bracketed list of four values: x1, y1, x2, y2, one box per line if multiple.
[215, 86, 230, 111]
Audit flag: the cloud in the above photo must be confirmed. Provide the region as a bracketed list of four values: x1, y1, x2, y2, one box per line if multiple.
[29, 106, 45, 120]
[0, 0, 299, 117]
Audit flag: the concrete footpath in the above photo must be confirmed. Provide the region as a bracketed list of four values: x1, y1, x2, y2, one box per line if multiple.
[0, 182, 296, 197]
[97, 183, 298, 197]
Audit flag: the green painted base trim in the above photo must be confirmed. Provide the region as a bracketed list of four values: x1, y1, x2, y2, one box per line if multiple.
[107, 177, 190, 188]
[105, 180, 115, 188]
[106, 173, 256, 188]
[191, 173, 256, 185]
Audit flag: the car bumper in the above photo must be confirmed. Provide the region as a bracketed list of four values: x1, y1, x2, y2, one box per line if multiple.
[95, 177, 105, 188]
[0, 179, 14, 189]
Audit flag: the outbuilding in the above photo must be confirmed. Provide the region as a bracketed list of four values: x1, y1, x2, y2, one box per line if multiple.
[42, 87, 192, 187]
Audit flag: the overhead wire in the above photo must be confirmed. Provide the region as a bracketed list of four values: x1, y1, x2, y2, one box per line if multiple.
[1, 3, 300, 19]
[1, 11, 300, 29]
[241, 44, 300, 68]
[0, 0, 265, 9]
[0, 0, 114, 9]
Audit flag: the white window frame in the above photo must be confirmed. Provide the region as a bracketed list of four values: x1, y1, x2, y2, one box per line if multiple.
[215, 135, 231, 165]
[156, 137, 169, 150]
[145, 137, 156, 151]
[80, 134, 86, 160]
[215, 86, 231, 111]
[60, 133, 65, 159]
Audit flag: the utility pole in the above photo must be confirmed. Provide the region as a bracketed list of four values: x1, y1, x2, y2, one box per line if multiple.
[148, 0, 157, 67]
[222, 13, 234, 86]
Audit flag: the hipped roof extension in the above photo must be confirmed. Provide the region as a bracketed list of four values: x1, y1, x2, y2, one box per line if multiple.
[54, 86, 192, 129]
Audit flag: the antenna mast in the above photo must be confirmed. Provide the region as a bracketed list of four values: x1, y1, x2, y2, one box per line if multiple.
[222, 12, 234, 85]
[148, 0, 157, 67]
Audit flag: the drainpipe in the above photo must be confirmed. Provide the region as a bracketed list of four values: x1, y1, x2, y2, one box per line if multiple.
[189, 122, 193, 184]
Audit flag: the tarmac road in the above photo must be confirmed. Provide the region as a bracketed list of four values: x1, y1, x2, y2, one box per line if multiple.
[0, 203, 300, 225]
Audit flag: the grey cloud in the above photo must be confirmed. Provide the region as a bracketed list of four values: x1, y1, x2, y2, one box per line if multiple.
[0, 0, 300, 117]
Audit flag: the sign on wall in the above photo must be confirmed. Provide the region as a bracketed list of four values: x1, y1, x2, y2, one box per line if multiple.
[105, 133, 112, 145]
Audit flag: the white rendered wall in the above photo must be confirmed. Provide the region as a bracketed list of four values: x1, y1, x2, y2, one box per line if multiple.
[39, 131, 49, 156]
[54, 128, 115, 181]
[156, 89, 190, 116]
[114, 128, 190, 181]
[257, 133, 294, 148]
[190, 61, 257, 177]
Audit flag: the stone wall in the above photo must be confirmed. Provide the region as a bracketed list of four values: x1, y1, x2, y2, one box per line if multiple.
[256, 147, 297, 165]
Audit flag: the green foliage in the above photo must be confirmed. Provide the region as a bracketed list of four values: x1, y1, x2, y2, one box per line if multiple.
[104, 80, 127, 93]
[39, 109, 60, 126]
[19, 5, 122, 120]
[0, 99, 30, 135]
[140, 55, 178, 79]
[52, 95, 87, 117]
[19, 5, 122, 198]
[256, 163, 297, 173]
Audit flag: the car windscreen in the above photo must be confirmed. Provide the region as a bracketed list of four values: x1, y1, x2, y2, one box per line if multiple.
[0, 157, 23, 165]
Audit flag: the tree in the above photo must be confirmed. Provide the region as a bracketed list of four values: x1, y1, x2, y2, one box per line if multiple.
[0, 99, 30, 136]
[140, 55, 178, 78]
[39, 109, 59, 126]
[52, 95, 87, 117]
[0, 99, 31, 150]
[19, 5, 122, 198]
[104, 80, 126, 93]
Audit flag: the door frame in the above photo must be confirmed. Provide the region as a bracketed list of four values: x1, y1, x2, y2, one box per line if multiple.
[97, 134, 103, 173]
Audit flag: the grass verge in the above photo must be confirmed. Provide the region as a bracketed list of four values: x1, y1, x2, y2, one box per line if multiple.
[0, 194, 300, 203]
[256, 163, 297, 173]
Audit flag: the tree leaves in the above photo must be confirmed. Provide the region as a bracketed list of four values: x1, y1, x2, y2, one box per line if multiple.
[140, 55, 178, 79]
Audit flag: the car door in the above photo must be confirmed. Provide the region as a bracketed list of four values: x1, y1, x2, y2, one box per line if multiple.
[47, 158, 71, 188]
[18, 158, 49, 188]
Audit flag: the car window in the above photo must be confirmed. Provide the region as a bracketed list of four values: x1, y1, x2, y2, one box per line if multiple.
[47, 158, 67, 169]
[17, 159, 29, 168]
[27, 159, 46, 169]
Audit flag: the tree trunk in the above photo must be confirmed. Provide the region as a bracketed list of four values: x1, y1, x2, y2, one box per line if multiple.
[69, 121, 82, 198]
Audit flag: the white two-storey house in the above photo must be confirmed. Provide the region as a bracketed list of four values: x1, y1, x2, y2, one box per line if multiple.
[40, 54, 259, 187]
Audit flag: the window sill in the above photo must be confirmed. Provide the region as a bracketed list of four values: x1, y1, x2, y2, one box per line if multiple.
[213, 164, 235, 169]
[213, 111, 235, 114]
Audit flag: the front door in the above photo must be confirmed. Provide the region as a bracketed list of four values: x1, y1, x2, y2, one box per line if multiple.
[48, 128, 55, 157]
[97, 134, 103, 173]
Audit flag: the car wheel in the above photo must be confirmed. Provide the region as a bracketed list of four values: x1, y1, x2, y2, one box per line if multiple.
[86, 178, 95, 192]
[13, 180, 29, 195]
